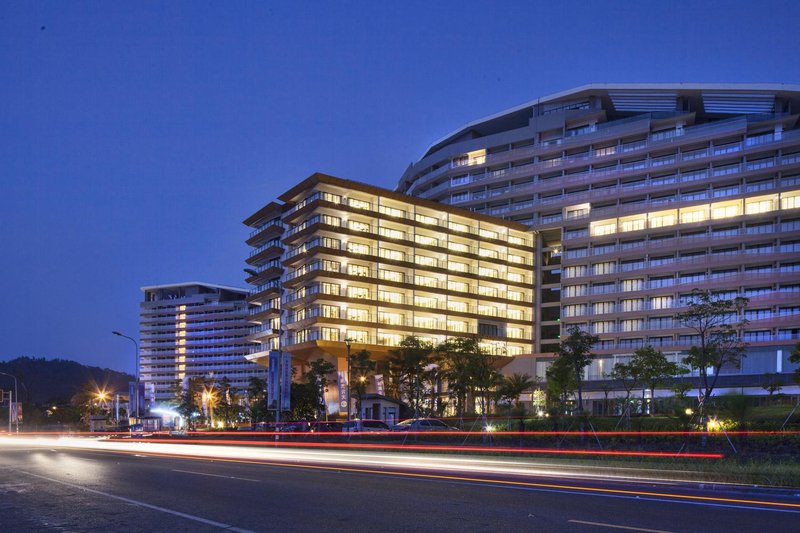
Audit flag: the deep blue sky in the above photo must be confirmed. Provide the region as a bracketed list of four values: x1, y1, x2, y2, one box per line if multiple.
[1, 1, 798, 373]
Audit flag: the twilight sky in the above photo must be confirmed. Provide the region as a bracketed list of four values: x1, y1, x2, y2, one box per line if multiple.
[1, 1, 798, 373]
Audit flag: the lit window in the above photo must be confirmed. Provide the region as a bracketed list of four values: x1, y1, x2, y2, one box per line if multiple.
[507, 327, 524, 339]
[348, 198, 371, 210]
[414, 296, 437, 308]
[620, 218, 646, 232]
[379, 205, 405, 218]
[447, 320, 468, 333]
[649, 213, 675, 228]
[781, 192, 800, 210]
[415, 255, 438, 268]
[321, 305, 340, 318]
[478, 286, 498, 298]
[347, 286, 370, 299]
[378, 269, 403, 283]
[415, 213, 437, 225]
[379, 248, 405, 262]
[507, 272, 523, 283]
[711, 203, 741, 219]
[349, 220, 371, 232]
[447, 301, 468, 313]
[448, 261, 469, 273]
[379, 226, 406, 240]
[320, 282, 340, 296]
[478, 305, 498, 316]
[378, 312, 403, 325]
[479, 248, 499, 259]
[377, 332, 403, 346]
[448, 221, 470, 233]
[448, 241, 469, 253]
[346, 308, 369, 321]
[479, 228, 499, 240]
[414, 275, 438, 288]
[507, 309, 524, 320]
[478, 267, 498, 278]
[346, 330, 369, 343]
[379, 291, 403, 304]
[507, 254, 525, 264]
[507, 290, 524, 301]
[347, 264, 370, 277]
[447, 280, 468, 292]
[591, 221, 616, 236]
[680, 209, 706, 223]
[414, 316, 438, 329]
[347, 242, 370, 255]
[508, 235, 525, 246]
[415, 234, 438, 246]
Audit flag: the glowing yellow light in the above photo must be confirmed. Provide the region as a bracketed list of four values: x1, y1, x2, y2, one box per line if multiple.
[685, 408, 693, 416]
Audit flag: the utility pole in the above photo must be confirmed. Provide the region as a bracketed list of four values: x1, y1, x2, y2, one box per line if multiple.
[112, 331, 140, 422]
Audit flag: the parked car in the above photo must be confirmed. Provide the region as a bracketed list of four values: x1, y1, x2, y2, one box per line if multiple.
[391, 418, 459, 432]
[342, 419, 391, 433]
[310, 421, 344, 433]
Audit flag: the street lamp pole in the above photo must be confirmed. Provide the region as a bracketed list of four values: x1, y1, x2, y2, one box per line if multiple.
[112, 331, 140, 422]
[0, 371, 18, 433]
[345, 338, 352, 422]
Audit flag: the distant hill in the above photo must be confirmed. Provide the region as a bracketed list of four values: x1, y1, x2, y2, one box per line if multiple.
[0, 357, 133, 404]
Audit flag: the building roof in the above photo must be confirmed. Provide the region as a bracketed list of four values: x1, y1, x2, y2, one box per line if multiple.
[421, 83, 800, 158]
[140, 282, 248, 294]
[277, 172, 533, 231]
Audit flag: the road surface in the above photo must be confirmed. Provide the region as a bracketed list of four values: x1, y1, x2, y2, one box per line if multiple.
[0, 439, 798, 532]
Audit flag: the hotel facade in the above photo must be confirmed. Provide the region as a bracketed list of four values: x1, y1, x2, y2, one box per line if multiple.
[397, 84, 800, 403]
[139, 282, 268, 404]
[244, 174, 534, 415]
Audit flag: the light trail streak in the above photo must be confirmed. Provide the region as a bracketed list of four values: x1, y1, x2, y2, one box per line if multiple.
[2, 436, 798, 512]
[8, 429, 800, 436]
[110, 437, 725, 459]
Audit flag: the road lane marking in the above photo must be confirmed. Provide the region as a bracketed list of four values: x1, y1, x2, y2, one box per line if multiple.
[172, 469, 260, 482]
[77, 447, 800, 513]
[568, 520, 675, 532]
[13, 469, 255, 533]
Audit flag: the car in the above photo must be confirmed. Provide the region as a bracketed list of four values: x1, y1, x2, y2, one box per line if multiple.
[310, 421, 344, 433]
[341, 419, 391, 433]
[391, 418, 459, 432]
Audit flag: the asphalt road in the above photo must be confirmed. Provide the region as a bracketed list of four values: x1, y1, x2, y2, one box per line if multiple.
[1, 444, 798, 532]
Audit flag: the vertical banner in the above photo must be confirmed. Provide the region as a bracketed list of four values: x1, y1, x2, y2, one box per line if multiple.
[267, 350, 280, 409]
[12, 402, 22, 423]
[280, 352, 292, 411]
[337, 370, 349, 415]
[374, 374, 385, 396]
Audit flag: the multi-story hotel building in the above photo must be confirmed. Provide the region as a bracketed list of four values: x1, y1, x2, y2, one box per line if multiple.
[244, 173, 534, 414]
[139, 282, 267, 403]
[398, 84, 800, 400]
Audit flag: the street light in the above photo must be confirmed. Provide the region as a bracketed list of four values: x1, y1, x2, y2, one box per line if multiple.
[112, 331, 140, 422]
[0, 371, 19, 433]
[345, 338, 352, 422]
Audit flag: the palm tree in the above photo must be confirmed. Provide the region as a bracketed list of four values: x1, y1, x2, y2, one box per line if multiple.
[498, 373, 537, 430]
[350, 349, 375, 418]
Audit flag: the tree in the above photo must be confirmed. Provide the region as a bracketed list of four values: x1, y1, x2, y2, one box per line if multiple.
[305, 359, 336, 421]
[213, 377, 240, 429]
[246, 377, 268, 425]
[546, 355, 576, 415]
[761, 373, 783, 404]
[790, 343, 800, 386]
[176, 376, 206, 430]
[553, 326, 599, 413]
[630, 345, 686, 415]
[498, 373, 537, 408]
[611, 361, 641, 426]
[676, 289, 748, 415]
[350, 349, 376, 418]
[435, 337, 480, 418]
[387, 336, 434, 415]
[467, 348, 503, 418]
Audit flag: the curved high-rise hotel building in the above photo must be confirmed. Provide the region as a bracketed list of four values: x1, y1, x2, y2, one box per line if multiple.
[398, 84, 800, 399]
